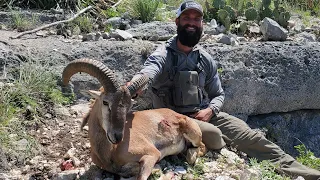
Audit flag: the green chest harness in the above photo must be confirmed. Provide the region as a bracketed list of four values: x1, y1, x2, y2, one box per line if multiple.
[155, 51, 205, 114]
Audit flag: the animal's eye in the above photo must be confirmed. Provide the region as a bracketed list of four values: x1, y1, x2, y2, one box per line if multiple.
[102, 101, 108, 106]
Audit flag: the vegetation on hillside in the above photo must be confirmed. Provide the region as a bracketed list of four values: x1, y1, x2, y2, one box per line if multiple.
[1, 0, 319, 34]
[0, 59, 74, 163]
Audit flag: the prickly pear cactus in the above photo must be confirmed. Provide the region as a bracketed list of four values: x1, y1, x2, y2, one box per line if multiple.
[273, 8, 280, 21]
[278, 11, 290, 27]
[218, 9, 228, 20]
[246, 1, 253, 8]
[223, 16, 231, 31]
[245, 7, 258, 21]
[239, 21, 249, 33]
[217, 9, 230, 31]
[274, 6, 285, 20]
[262, 0, 272, 7]
[225, 5, 236, 22]
[274, 0, 280, 9]
[213, 0, 226, 9]
[260, 7, 273, 20]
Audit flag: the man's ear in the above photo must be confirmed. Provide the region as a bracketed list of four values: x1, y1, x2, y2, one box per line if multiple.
[88, 90, 101, 99]
[175, 18, 179, 26]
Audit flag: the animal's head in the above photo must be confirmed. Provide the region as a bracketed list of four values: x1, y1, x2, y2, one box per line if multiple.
[62, 58, 148, 144]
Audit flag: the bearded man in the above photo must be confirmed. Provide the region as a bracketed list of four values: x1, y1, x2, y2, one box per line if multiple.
[129, 1, 320, 179]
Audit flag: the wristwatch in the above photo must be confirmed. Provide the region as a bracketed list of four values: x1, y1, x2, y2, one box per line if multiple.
[210, 106, 219, 116]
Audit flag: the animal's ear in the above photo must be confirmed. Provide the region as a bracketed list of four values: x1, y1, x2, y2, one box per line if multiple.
[88, 90, 102, 99]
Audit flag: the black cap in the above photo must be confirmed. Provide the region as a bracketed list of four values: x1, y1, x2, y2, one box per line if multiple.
[176, 1, 203, 18]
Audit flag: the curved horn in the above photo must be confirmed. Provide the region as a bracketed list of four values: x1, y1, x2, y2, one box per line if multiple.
[62, 58, 120, 93]
[127, 75, 149, 96]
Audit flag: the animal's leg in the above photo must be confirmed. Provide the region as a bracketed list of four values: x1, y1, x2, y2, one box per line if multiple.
[178, 116, 207, 155]
[179, 116, 202, 146]
[137, 150, 160, 180]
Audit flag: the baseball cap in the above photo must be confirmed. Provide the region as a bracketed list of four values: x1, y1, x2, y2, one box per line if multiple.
[176, 1, 204, 18]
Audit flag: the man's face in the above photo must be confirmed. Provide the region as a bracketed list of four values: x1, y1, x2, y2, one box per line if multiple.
[176, 9, 203, 47]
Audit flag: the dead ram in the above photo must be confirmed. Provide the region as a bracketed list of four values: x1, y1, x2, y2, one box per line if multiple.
[62, 58, 206, 180]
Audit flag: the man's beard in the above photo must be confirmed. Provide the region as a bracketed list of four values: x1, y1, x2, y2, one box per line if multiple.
[177, 23, 203, 47]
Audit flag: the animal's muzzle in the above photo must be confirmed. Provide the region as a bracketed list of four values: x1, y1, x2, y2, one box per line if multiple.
[107, 131, 123, 144]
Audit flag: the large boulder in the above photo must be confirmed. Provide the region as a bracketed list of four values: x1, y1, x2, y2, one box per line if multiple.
[260, 17, 288, 41]
[203, 41, 320, 117]
[247, 110, 320, 157]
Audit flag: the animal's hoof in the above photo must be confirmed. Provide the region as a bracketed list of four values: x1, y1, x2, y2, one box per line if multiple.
[198, 143, 207, 156]
[186, 148, 198, 164]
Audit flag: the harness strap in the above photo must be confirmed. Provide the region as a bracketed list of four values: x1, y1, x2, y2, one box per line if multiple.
[169, 51, 179, 80]
[169, 49, 203, 79]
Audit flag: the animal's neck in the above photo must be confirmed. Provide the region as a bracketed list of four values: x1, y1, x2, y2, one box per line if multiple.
[90, 104, 114, 151]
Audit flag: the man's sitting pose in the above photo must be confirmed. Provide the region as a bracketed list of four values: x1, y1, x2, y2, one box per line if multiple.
[129, 1, 320, 179]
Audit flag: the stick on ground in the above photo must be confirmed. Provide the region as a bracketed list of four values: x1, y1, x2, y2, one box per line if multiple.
[10, 6, 93, 39]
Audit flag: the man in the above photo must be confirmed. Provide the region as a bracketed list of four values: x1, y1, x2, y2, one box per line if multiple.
[129, 1, 320, 179]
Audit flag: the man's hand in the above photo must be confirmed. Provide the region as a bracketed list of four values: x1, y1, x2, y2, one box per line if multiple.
[125, 82, 144, 98]
[190, 108, 214, 122]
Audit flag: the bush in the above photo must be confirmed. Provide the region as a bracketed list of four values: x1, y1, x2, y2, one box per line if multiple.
[0, 58, 74, 163]
[10, 11, 38, 32]
[295, 144, 320, 170]
[131, 0, 160, 23]
[72, 15, 94, 33]
[0, 59, 73, 124]
[249, 158, 291, 179]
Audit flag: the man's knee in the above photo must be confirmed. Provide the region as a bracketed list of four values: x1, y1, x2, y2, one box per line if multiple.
[202, 130, 226, 150]
[200, 123, 226, 150]
[192, 119, 226, 150]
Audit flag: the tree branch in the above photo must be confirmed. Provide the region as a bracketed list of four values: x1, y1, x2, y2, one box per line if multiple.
[112, 0, 124, 8]
[10, 6, 93, 39]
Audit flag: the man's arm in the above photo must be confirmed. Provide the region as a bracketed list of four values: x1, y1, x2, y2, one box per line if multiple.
[205, 66, 225, 115]
[130, 45, 167, 94]
[192, 53, 224, 121]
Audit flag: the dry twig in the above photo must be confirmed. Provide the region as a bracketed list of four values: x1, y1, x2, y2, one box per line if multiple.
[10, 6, 93, 39]
[10, 0, 125, 39]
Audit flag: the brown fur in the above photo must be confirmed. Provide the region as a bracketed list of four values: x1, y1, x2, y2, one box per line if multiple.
[81, 87, 206, 180]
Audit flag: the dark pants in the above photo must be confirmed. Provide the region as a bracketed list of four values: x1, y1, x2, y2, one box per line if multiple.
[193, 112, 320, 180]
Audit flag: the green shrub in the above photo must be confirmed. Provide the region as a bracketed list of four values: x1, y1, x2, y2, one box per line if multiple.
[0, 59, 73, 124]
[73, 15, 94, 33]
[0, 58, 74, 162]
[11, 11, 38, 32]
[105, 8, 120, 18]
[249, 158, 291, 179]
[131, 0, 160, 23]
[295, 144, 320, 170]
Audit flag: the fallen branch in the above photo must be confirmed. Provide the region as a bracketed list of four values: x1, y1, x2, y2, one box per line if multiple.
[10, 6, 93, 39]
[111, 0, 124, 8]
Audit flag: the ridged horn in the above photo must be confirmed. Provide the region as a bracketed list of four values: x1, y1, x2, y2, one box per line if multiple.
[62, 58, 120, 93]
[127, 75, 149, 97]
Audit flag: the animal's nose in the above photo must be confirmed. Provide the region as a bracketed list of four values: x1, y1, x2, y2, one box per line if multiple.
[114, 132, 123, 143]
[108, 131, 123, 144]
[107, 131, 123, 144]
